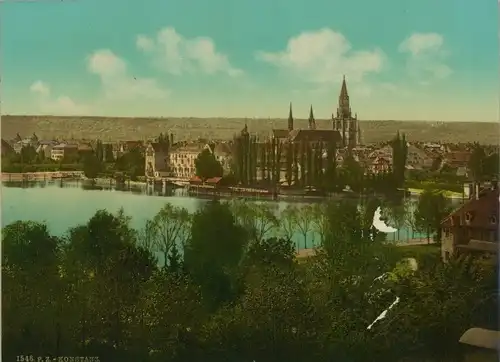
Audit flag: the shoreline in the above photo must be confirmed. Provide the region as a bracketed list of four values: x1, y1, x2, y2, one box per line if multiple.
[1, 173, 464, 200]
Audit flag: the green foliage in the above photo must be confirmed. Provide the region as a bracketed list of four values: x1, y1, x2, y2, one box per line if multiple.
[184, 200, 248, 310]
[194, 149, 223, 180]
[468, 143, 499, 181]
[115, 147, 145, 180]
[83, 152, 103, 179]
[3, 200, 497, 362]
[414, 188, 452, 243]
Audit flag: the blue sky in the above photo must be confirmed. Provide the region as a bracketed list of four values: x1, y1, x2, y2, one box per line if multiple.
[1, 0, 498, 122]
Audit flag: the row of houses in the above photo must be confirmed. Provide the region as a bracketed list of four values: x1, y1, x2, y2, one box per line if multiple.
[3, 132, 476, 180]
[2, 135, 94, 162]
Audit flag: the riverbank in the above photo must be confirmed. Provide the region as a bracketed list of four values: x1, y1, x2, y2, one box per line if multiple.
[1, 171, 84, 182]
[407, 187, 464, 200]
[1, 173, 464, 201]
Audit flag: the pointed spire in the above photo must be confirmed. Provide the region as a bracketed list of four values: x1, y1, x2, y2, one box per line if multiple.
[288, 102, 294, 131]
[308, 105, 316, 130]
[340, 75, 349, 99]
[241, 120, 248, 136]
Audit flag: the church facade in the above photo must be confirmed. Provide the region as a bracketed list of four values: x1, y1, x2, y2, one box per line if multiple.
[272, 76, 362, 149]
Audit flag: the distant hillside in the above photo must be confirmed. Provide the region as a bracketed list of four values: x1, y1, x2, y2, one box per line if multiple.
[1, 115, 498, 144]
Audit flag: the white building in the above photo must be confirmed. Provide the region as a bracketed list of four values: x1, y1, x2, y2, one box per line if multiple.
[51, 143, 78, 162]
[169, 143, 209, 179]
[36, 141, 58, 159]
[168, 142, 232, 179]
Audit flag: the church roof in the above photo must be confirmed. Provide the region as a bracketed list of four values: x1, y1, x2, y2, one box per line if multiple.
[288, 129, 341, 143]
[272, 129, 290, 139]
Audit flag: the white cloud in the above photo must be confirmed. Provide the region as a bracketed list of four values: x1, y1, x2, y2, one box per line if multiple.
[29, 80, 50, 97]
[136, 27, 243, 77]
[87, 49, 170, 101]
[30, 81, 89, 115]
[255, 28, 385, 84]
[399, 33, 452, 81]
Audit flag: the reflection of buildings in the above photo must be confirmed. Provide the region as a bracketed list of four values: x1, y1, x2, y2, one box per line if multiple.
[441, 182, 499, 262]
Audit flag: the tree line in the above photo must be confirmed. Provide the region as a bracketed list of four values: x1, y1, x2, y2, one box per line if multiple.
[4, 196, 496, 362]
[226, 130, 409, 193]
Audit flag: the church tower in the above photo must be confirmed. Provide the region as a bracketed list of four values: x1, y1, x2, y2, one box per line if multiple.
[288, 102, 294, 131]
[332, 75, 360, 148]
[308, 105, 316, 130]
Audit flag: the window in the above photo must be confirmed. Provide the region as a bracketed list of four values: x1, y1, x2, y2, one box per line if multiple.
[490, 215, 497, 224]
[465, 212, 473, 222]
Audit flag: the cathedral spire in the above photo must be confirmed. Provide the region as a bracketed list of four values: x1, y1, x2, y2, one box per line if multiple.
[340, 75, 348, 98]
[288, 102, 294, 131]
[338, 75, 351, 119]
[308, 105, 316, 130]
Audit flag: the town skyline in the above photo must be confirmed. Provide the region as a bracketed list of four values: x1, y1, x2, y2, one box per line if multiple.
[2, 0, 498, 122]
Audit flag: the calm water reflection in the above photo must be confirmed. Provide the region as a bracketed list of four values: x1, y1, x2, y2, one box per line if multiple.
[1, 180, 445, 250]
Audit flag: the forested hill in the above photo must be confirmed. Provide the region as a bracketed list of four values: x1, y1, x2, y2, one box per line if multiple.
[2, 115, 498, 144]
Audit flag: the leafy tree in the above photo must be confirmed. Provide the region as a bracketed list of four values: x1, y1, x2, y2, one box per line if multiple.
[414, 188, 452, 243]
[280, 204, 298, 245]
[385, 200, 407, 241]
[184, 200, 248, 310]
[293, 205, 314, 249]
[244, 237, 296, 269]
[2, 221, 60, 270]
[468, 143, 486, 181]
[20, 145, 38, 164]
[430, 155, 443, 172]
[482, 152, 499, 180]
[2, 222, 63, 358]
[341, 154, 364, 192]
[115, 147, 145, 180]
[229, 200, 279, 242]
[83, 152, 102, 179]
[310, 203, 329, 245]
[152, 203, 191, 268]
[167, 243, 183, 275]
[194, 148, 223, 181]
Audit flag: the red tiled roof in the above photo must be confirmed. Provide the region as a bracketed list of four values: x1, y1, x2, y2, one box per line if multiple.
[443, 151, 471, 164]
[206, 177, 222, 184]
[442, 188, 499, 229]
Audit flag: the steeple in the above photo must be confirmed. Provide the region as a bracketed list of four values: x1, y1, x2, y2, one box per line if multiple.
[340, 75, 348, 98]
[337, 75, 351, 119]
[288, 102, 294, 131]
[241, 121, 249, 137]
[308, 105, 316, 130]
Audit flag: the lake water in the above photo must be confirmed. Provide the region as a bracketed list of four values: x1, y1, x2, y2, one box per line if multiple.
[1, 181, 437, 252]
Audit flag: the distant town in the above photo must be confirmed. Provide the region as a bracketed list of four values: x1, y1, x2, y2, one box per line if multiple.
[2, 78, 498, 191]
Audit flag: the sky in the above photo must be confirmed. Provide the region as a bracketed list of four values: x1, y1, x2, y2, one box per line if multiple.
[1, 0, 498, 122]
